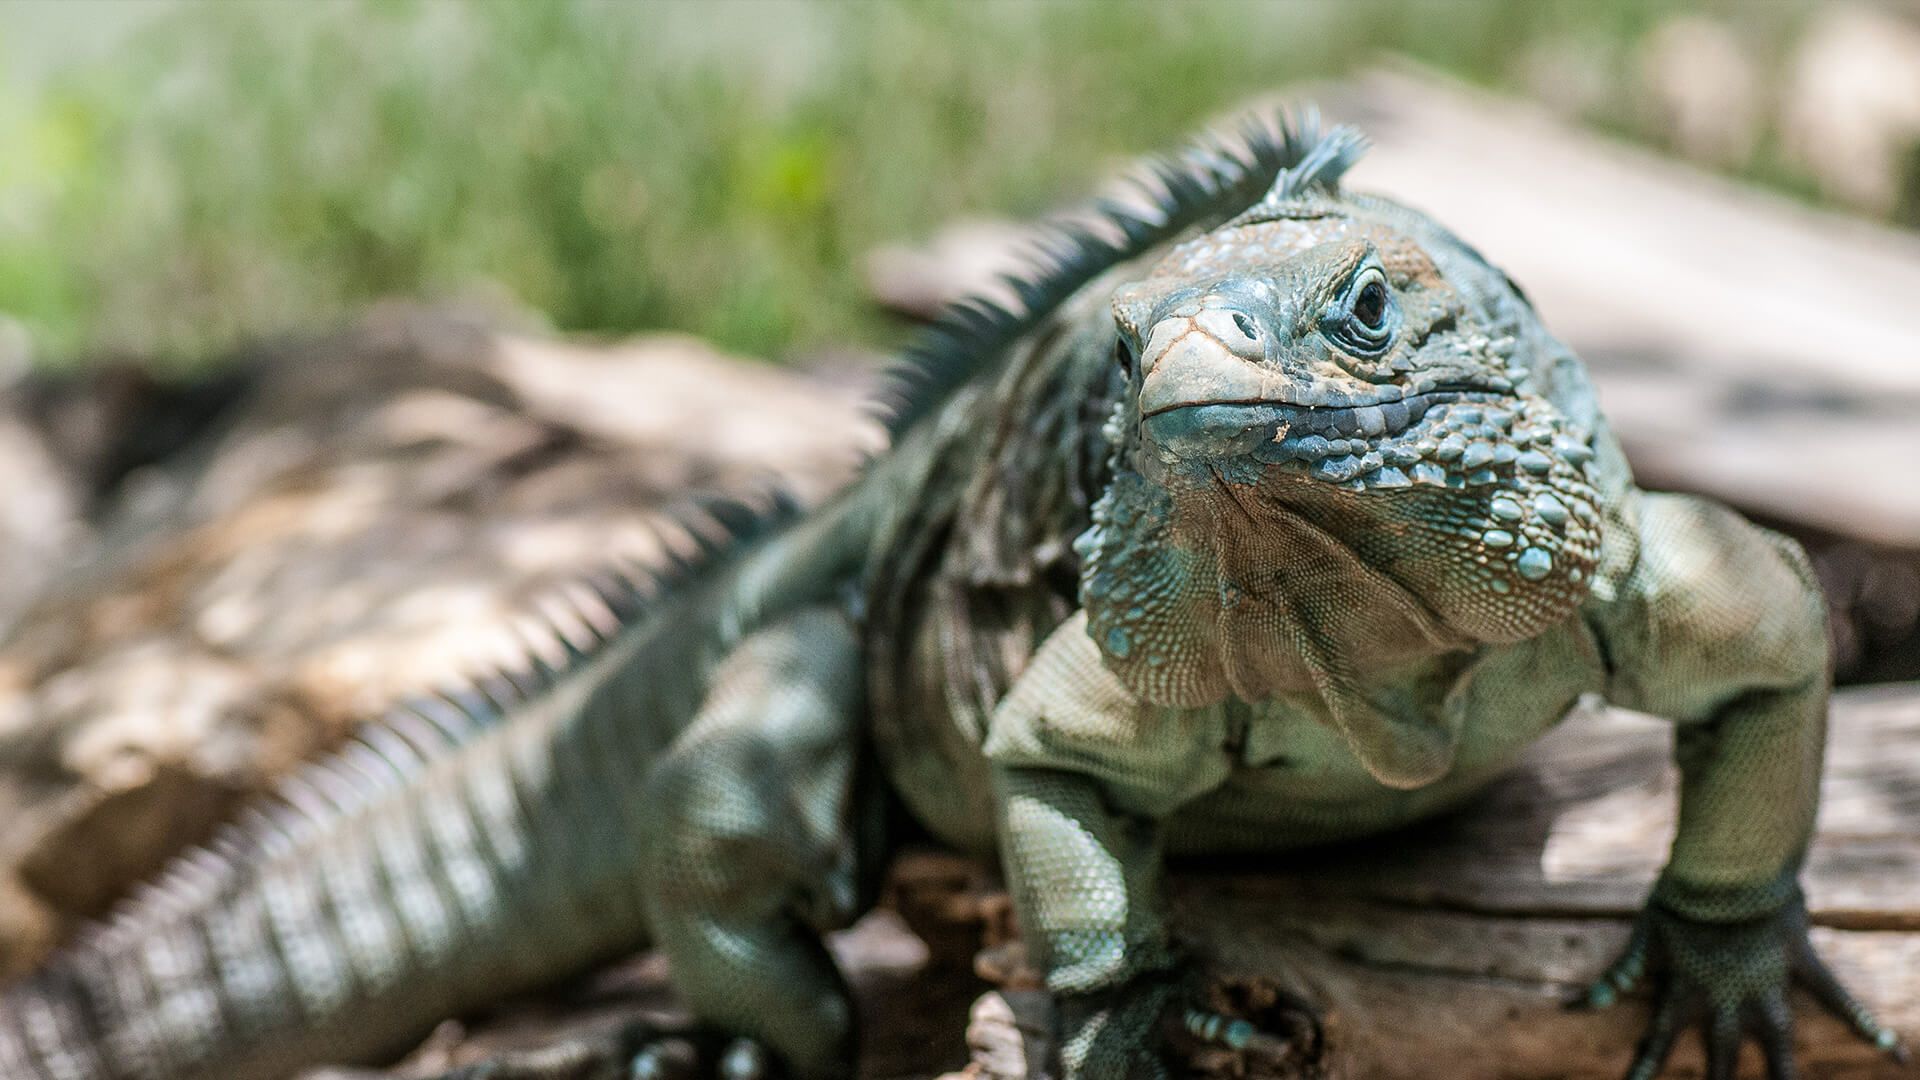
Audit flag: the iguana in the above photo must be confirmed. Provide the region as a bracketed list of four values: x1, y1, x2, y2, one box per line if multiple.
[0, 112, 1902, 1080]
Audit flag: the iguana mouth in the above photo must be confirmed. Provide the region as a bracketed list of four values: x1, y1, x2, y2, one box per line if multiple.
[1144, 389, 1564, 491]
[1142, 387, 1496, 428]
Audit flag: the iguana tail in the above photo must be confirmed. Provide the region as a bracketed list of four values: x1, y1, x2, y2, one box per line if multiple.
[0, 488, 851, 1080]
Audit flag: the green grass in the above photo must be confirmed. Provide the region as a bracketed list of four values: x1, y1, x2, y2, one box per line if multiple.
[0, 0, 1821, 371]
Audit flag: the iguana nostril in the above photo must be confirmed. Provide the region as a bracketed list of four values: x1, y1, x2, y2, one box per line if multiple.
[1232, 312, 1259, 341]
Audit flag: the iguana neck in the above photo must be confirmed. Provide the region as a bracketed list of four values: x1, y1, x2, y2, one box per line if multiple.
[1078, 424, 1619, 789]
[1079, 466, 1472, 708]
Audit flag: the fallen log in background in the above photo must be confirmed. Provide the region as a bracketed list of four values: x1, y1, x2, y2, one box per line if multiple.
[0, 310, 878, 978]
[872, 62, 1920, 684]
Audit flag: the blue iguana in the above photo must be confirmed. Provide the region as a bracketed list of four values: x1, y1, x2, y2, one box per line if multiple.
[0, 112, 1902, 1080]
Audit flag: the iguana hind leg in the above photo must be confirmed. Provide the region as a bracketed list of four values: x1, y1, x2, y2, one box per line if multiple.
[411, 608, 874, 1080]
[639, 606, 877, 1080]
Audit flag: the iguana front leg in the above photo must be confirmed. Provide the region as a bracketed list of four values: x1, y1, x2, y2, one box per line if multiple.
[995, 765, 1180, 1077]
[1585, 494, 1905, 1078]
[986, 611, 1257, 1078]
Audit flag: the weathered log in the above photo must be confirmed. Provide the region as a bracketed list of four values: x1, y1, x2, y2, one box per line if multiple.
[299, 689, 1920, 1080]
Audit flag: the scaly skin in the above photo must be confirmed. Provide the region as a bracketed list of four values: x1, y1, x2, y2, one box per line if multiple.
[0, 115, 1899, 1080]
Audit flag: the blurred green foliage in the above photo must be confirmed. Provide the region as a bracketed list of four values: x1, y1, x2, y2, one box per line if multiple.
[0, 0, 1817, 369]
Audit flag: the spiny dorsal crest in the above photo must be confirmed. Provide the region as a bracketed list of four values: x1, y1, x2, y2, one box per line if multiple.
[880, 104, 1357, 437]
[1226, 114, 1369, 226]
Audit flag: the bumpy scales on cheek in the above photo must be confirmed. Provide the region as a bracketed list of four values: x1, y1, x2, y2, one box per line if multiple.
[1342, 392, 1606, 642]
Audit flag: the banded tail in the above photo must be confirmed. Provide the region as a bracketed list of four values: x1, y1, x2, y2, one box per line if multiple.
[0, 494, 799, 1080]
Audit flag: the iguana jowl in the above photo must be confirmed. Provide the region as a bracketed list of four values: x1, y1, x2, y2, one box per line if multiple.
[1, 114, 1901, 1080]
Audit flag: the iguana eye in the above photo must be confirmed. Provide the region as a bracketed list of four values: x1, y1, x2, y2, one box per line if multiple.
[1326, 264, 1396, 356]
[1354, 277, 1388, 332]
[1113, 336, 1135, 376]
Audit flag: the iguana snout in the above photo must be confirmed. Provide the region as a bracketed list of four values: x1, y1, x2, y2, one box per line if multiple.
[1129, 258, 1398, 424]
[1133, 293, 1273, 417]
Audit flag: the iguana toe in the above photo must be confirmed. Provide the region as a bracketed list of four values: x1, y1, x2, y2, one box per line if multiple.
[1178, 1007, 1294, 1062]
[714, 1037, 779, 1079]
[1789, 928, 1908, 1061]
[628, 1036, 702, 1079]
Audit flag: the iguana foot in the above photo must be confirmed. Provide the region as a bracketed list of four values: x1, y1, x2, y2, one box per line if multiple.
[1579, 893, 1907, 1079]
[423, 1023, 781, 1080]
[1055, 974, 1319, 1080]
[1172, 976, 1323, 1079]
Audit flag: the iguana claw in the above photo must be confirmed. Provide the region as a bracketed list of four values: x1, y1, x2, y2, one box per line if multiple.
[627, 1036, 702, 1080]
[1054, 983, 1307, 1079]
[1579, 895, 1906, 1080]
[1179, 1007, 1293, 1060]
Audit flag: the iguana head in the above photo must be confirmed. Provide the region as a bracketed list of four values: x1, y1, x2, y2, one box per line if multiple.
[1077, 123, 1609, 787]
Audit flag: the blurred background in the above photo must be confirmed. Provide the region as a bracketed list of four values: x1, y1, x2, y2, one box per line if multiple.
[0, 0, 1915, 370]
[0, 3, 1919, 1073]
